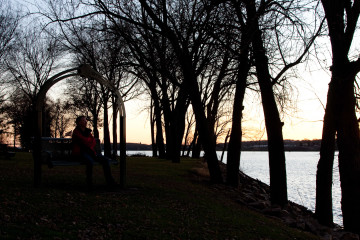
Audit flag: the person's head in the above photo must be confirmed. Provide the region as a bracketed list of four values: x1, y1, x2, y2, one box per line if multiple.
[76, 116, 87, 128]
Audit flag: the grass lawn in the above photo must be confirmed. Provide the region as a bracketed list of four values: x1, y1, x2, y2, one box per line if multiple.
[0, 152, 319, 239]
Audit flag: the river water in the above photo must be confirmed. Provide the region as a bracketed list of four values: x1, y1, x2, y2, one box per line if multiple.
[126, 150, 342, 226]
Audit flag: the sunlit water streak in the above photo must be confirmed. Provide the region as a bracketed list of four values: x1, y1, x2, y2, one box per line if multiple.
[126, 150, 342, 226]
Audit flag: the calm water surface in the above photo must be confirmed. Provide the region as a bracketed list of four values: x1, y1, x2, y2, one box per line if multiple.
[236, 151, 342, 226]
[127, 150, 342, 226]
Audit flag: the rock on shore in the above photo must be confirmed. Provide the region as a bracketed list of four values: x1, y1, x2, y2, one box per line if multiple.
[191, 160, 359, 240]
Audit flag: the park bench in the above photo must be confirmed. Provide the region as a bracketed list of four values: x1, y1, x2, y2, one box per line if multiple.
[0, 144, 16, 159]
[39, 137, 118, 168]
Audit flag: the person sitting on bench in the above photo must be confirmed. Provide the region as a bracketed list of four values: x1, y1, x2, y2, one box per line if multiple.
[72, 115, 116, 189]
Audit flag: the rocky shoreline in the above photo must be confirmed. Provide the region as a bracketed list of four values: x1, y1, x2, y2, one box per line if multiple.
[191, 160, 359, 240]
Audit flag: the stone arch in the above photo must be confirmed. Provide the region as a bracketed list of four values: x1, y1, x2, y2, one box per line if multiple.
[33, 64, 126, 188]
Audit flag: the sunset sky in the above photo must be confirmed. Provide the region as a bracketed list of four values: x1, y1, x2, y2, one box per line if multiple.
[124, 64, 331, 145]
[121, 32, 336, 145]
[15, 0, 348, 146]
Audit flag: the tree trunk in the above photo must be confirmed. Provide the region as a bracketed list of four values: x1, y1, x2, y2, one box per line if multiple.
[148, 77, 166, 159]
[254, 45, 288, 207]
[315, 81, 336, 226]
[182, 114, 194, 157]
[112, 97, 118, 160]
[103, 101, 111, 157]
[91, 112, 100, 139]
[185, 69, 223, 183]
[168, 97, 187, 163]
[162, 86, 188, 163]
[335, 66, 360, 234]
[226, 29, 250, 187]
[154, 101, 166, 159]
[160, 83, 173, 161]
[192, 140, 201, 159]
[191, 128, 201, 159]
[248, 0, 287, 206]
[226, 71, 247, 187]
[166, 122, 177, 162]
[220, 129, 230, 163]
[319, 0, 360, 231]
[206, 52, 230, 146]
[150, 100, 158, 157]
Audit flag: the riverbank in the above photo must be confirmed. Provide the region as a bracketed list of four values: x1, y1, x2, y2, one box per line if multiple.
[208, 161, 358, 240]
[128, 150, 345, 227]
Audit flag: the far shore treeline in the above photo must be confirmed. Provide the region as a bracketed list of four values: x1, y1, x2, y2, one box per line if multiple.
[119, 139, 324, 152]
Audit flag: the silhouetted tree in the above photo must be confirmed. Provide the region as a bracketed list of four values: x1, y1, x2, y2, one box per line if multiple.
[0, 0, 19, 64]
[3, 24, 63, 148]
[137, 0, 223, 181]
[45, 9, 139, 155]
[316, 0, 360, 233]
[51, 99, 72, 138]
[225, 0, 322, 204]
[209, 0, 251, 187]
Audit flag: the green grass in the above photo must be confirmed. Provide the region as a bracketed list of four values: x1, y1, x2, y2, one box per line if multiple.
[0, 153, 319, 239]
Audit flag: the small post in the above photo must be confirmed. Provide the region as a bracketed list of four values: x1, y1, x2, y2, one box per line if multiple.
[34, 108, 43, 187]
[119, 115, 126, 188]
